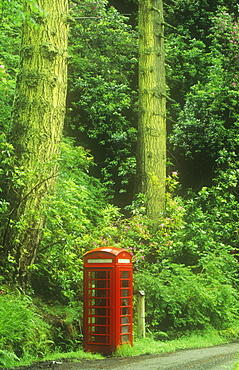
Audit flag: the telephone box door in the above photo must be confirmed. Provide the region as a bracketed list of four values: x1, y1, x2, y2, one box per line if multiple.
[84, 268, 114, 351]
[119, 269, 133, 345]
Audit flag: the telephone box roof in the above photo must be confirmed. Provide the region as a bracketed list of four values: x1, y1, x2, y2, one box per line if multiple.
[84, 246, 129, 257]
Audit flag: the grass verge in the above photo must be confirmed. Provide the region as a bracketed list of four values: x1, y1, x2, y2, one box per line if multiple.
[10, 326, 238, 368]
[115, 328, 239, 357]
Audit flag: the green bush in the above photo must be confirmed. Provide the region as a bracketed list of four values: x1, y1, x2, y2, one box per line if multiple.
[134, 259, 239, 335]
[0, 292, 52, 367]
[31, 138, 109, 302]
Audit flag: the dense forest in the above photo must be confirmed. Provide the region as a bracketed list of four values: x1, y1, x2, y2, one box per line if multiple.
[0, 0, 239, 367]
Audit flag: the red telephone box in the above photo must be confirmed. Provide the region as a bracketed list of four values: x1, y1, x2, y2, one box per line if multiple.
[83, 247, 133, 355]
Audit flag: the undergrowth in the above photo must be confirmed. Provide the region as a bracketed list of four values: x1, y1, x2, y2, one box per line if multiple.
[0, 291, 52, 368]
[1, 290, 238, 369]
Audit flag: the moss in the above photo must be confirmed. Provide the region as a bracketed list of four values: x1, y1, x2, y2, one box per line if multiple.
[14, 93, 29, 111]
[41, 44, 58, 60]
[31, 12, 45, 25]
[49, 75, 57, 87]
[21, 45, 35, 59]
[21, 70, 40, 88]
[37, 97, 51, 114]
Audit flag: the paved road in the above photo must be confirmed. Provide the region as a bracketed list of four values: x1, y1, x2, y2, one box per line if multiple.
[12, 342, 239, 370]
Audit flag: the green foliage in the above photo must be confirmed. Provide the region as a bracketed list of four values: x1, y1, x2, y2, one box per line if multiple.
[0, 1, 21, 278]
[168, 164, 239, 268]
[129, 175, 239, 334]
[0, 0, 20, 133]
[165, 0, 238, 42]
[32, 300, 84, 353]
[167, 3, 239, 190]
[119, 174, 238, 334]
[0, 133, 23, 278]
[31, 138, 109, 302]
[0, 0, 238, 359]
[122, 330, 238, 355]
[134, 261, 238, 333]
[0, 292, 52, 367]
[67, 0, 138, 198]
[0, 349, 20, 368]
[0, 61, 16, 132]
[170, 56, 239, 159]
[80, 175, 185, 270]
[163, 4, 239, 339]
[0, 132, 24, 197]
[114, 343, 133, 357]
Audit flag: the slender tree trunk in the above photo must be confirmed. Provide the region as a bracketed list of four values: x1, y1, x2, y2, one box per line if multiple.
[6, 0, 68, 287]
[137, 0, 166, 219]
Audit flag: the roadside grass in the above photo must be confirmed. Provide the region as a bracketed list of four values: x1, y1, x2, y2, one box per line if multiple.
[29, 326, 239, 367]
[2, 349, 104, 368]
[115, 327, 239, 357]
[44, 350, 104, 362]
[3, 322, 239, 368]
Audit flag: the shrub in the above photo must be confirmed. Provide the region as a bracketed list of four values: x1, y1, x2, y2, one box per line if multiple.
[134, 259, 239, 334]
[0, 292, 52, 367]
[31, 138, 109, 302]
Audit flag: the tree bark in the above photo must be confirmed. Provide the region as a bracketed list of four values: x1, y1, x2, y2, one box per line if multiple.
[6, 0, 68, 287]
[137, 0, 166, 219]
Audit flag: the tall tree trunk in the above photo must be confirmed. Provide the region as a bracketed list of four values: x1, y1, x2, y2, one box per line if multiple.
[137, 0, 166, 219]
[5, 0, 68, 287]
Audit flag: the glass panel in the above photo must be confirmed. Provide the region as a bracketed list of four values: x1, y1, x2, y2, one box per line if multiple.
[121, 298, 129, 306]
[88, 258, 112, 263]
[88, 316, 108, 325]
[88, 279, 95, 288]
[95, 316, 107, 325]
[121, 325, 129, 334]
[121, 316, 129, 324]
[95, 280, 107, 289]
[89, 289, 108, 298]
[88, 289, 94, 297]
[121, 306, 129, 315]
[91, 298, 107, 306]
[121, 334, 130, 343]
[88, 289, 107, 297]
[118, 258, 130, 263]
[121, 271, 129, 279]
[121, 280, 129, 287]
[90, 307, 109, 316]
[95, 271, 107, 279]
[91, 335, 108, 344]
[89, 326, 108, 335]
[94, 289, 106, 297]
[121, 289, 129, 297]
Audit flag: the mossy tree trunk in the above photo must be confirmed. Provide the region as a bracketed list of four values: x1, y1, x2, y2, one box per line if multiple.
[6, 0, 68, 287]
[137, 0, 166, 219]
